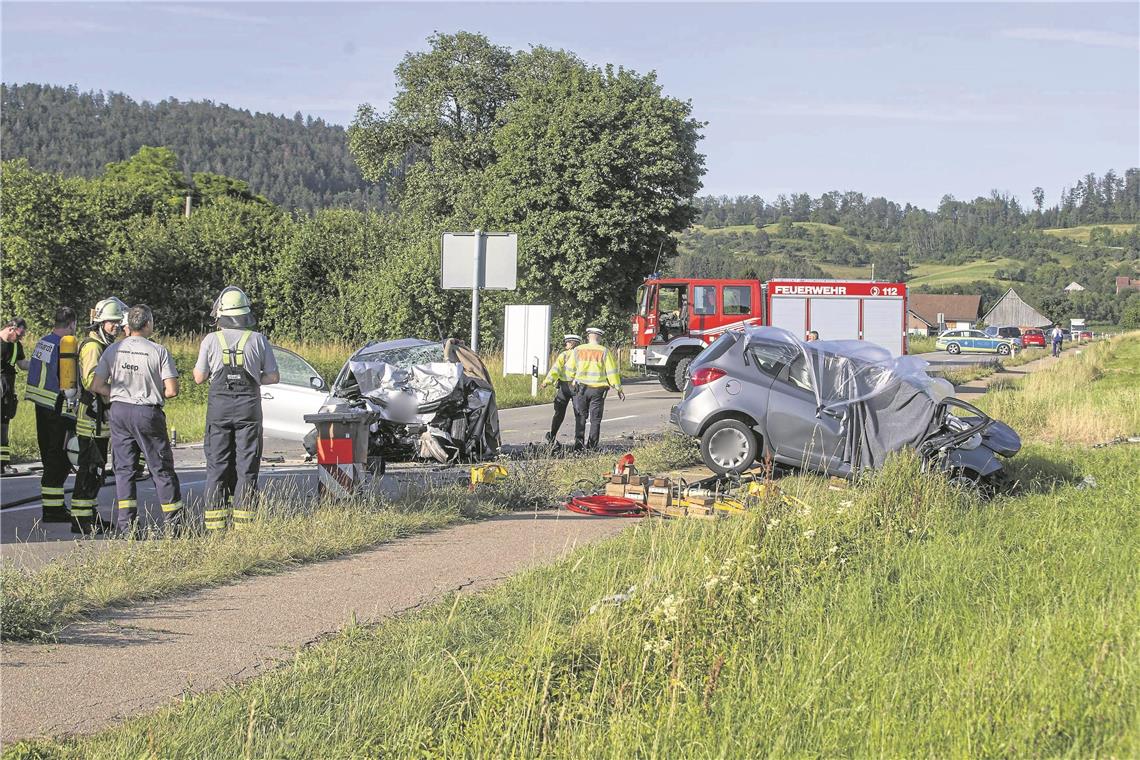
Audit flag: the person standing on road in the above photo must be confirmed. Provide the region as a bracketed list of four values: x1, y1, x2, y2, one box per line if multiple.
[1, 318, 30, 475]
[1050, 323, 1064, 357]
[70, 298, 127, 534]
[566, 327, 625, 451]
[91, 305, 183, 532]
[193, 287, 279, 532]
[24, 308, 78, 523]
[540, 333, 581, 445]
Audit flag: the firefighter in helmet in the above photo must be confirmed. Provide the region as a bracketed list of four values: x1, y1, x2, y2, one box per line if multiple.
[70, 297, 127, 533]
[541, 333, 581, 444]
[24, 307, 78, 524]
[192, 287, 279, 531]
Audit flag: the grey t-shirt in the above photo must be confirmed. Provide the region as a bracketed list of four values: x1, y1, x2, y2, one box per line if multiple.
[194, 330, 278, 385]
[95, 336, 179, 407]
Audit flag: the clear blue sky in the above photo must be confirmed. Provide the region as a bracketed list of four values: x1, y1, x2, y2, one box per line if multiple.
[2, 2, 1137, 209]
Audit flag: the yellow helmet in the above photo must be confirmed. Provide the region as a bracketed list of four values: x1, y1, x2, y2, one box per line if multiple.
[213, 286, 251, 317]
[91, 297, 127, 324]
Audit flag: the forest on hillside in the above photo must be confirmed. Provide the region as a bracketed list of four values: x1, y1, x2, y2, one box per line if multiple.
[0, 83, 382, 211]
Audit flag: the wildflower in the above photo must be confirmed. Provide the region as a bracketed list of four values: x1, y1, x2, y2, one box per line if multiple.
[802, 529, 816, 539]
[829, 545, 839, 554]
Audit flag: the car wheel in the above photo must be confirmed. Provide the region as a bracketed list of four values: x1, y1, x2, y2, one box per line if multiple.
[947, 343, 961, 355]
[997, 343, 1011, 355]
[657, 371, 679, 392]
[673, 356, 694, 392]
[700, 419, 758, 475]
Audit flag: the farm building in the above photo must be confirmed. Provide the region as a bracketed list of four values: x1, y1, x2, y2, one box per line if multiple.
[981, 288, 1053, 328]
[907, 293, 982, 335]
[1063, 281, 1086, 293]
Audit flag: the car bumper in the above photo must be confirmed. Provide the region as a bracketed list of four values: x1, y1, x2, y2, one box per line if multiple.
[673, 386, 724, 437]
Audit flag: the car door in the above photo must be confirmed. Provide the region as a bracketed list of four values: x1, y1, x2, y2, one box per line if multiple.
[260, 346, 329, 440]
[764, 352, 846, 473]
[964, 330, 986, 352]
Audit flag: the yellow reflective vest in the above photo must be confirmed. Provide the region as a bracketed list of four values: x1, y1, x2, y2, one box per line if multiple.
[544, 349, 574, 385]
[566, 344, 622, 389]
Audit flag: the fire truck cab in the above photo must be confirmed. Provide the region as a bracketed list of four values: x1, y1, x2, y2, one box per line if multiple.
[630, 277, 907, 391]
[630, 278, 763, 391]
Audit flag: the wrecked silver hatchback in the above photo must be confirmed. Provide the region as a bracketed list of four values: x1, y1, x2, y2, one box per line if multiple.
[303, 338, 501, 464]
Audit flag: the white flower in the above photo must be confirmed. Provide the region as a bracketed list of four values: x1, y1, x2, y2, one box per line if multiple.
[802, 529, 816, 539]
[829, 545, 839, 554]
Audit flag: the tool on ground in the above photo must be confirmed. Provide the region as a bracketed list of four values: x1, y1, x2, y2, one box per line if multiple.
[563, 493, 646, 517]
[470, 463, 509, 490]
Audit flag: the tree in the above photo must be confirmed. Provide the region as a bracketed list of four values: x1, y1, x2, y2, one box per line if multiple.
[1120, 294, 1140, 330]
[1032, 186, 1045, 212]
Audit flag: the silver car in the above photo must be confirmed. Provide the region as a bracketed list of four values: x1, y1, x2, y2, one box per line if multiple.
[673, 327, 1020, 489]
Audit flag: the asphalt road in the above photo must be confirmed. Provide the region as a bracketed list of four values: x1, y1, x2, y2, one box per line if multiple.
[0, 378, 677, 563]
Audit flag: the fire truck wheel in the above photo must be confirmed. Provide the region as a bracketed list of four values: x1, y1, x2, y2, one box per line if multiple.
[658, 371, 680, 392]
[700, 419, 758, 475]
[673, 356, 694, 391]
[947, 343, 961, 355]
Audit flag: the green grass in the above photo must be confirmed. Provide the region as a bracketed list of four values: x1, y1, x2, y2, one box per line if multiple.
[0, 437, 698, 641]
[906, 258, 1020, 287]
[1042, 223, 1137, 243]
[11, 341, 1139, 757]
[907, 334, 938, 354]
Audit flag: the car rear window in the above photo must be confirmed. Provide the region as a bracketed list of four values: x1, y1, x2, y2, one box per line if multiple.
[694, 331, 738, 365]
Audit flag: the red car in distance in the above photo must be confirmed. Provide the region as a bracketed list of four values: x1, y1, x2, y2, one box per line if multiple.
[1021, 328, 1046, 348]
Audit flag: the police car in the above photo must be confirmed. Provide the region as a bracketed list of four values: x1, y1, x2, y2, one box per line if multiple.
[935, 329, 1019, 356]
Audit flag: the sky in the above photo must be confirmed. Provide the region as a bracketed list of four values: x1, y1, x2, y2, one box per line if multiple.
[2, 1, 1137, 209]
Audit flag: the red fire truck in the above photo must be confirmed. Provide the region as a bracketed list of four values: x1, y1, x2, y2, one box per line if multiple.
[630, 277, 908, 391]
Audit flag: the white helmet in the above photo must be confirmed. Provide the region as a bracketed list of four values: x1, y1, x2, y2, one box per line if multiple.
[213, 286, 252, 318]
[91, 297, 127, 324]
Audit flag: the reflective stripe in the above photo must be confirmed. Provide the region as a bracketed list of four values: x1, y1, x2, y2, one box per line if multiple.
[232, 509, 256, 521]
[217, 331, 252, 367]
[71, 498, 97, 507]
[161, 501, 183, 513]
[543, 350, 573, 384]
[204, 509, 229, 518]
[42, 487, 65, 496]
[117, 500, 137, 508]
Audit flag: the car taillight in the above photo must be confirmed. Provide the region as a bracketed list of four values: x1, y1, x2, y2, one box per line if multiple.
[690, 367, 726, 386]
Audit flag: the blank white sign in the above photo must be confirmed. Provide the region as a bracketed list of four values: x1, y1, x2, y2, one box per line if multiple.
[503, 305, 551, 376]
[441, 232, 518, 290]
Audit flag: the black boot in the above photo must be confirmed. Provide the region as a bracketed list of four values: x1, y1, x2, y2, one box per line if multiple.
[42, 507, 71, 523]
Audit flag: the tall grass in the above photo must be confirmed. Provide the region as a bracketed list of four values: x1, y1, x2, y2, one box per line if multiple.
[10, 339, 1138, 757]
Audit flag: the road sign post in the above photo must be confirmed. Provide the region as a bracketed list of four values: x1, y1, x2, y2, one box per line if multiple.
[441, 231, 517, 353]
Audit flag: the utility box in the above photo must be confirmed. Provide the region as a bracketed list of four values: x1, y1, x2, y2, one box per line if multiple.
[304, 410, 374, 498]
[503, 305, 552, 376]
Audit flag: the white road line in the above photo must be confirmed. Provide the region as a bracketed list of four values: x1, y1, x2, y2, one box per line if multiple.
[604, 415, 638, 423]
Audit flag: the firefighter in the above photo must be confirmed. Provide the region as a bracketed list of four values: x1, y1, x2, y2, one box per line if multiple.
[1, 318, 30, 475]
[24, 308, 78, 523]
[192, 287, 279, 531]
[119, 313, 150, 482]
[70, 298, 126, 534]
[566, 327, 625, 451]
[540, 334, 581, 444]
[91, 304, 183, 532]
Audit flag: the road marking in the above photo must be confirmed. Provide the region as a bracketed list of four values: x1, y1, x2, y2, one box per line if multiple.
[604, 415, 638, 423]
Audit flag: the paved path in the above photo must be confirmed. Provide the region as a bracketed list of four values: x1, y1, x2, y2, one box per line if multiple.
[0, 510, 633, 742]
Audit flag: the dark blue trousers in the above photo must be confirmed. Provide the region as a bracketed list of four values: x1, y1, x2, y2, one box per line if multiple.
[109, 402, 183, 530]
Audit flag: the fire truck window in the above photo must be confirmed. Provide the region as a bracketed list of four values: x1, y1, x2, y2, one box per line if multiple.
[692, 286, 716, 315]
[636, 286, 649, 317]
[723, 286, 752, 316]
[658, 288, 681, 314]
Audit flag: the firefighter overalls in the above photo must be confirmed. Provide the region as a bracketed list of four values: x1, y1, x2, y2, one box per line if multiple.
[71, 330, 113, 533]
[203, 330, 263, 531]
[24, 333, 76, 522]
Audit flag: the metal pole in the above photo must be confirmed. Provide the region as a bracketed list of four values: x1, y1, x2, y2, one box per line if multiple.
[471, 230, 483, 353]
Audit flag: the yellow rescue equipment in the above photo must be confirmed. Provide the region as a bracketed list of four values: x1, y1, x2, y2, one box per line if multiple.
[470, 463, 509, 490]
[59, 334, 79, 411]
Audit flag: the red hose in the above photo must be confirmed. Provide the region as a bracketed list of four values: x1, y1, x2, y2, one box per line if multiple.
[562, 494, 646, 517]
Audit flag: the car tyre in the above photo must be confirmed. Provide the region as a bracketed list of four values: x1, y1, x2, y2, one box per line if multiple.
[997, 343, 1011, 356]
[947, 343, 961, 355]
[657, 371, 680, 392]
[673, 356, 694, 392]
[700, 418, 758, 475]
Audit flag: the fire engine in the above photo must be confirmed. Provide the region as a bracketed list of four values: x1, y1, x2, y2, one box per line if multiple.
[630, 277, 909, 391]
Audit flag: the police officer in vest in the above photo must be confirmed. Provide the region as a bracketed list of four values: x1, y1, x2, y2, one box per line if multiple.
[566, 327, 625, 451]
[193, 287, 279, 531]
[24, 307, 78, 523]
[70, 297, 127, 534]
[540, 333, 581, 445]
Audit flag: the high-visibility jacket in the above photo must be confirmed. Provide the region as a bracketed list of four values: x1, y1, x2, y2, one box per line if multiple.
[566, 344, 622, 389]
[76, 331, 112, 438]
[544, 349, 574, 385]
[24, 333, 64, 410]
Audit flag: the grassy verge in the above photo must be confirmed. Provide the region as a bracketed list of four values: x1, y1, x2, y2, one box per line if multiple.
[3, 336, 639, 463]
[9, 345, 1137, 755]
[906, 334, 937, 354]
[0, 437, 697, 641]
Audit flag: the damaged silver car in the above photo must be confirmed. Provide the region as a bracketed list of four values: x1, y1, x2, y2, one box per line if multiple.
[672, 327, 1021, 490]
[304, 338, 501, 464]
